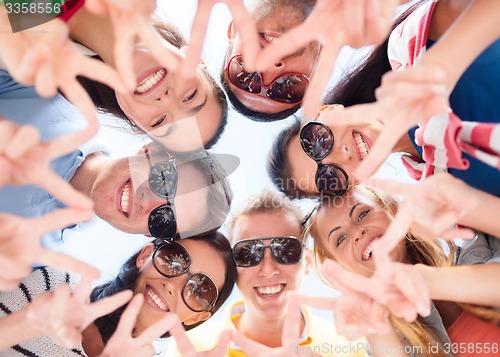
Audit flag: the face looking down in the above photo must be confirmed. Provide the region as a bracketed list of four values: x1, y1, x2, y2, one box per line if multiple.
[231, 211, 311, 320]
[313, 186, 407, 277]
[133, 239, 227, 335]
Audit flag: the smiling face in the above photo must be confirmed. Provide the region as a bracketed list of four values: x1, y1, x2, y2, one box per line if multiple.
[224, 1, 319, 114]
[287, 105, 383, 195]
[89, 152, 209, 237]
[314, 187, 407, 276]
[115, 45, 223, 149]
[133, 240, 226, 335]
[231, 212, 309, 321]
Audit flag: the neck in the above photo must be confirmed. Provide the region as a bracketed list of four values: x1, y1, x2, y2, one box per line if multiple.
[67, 7, 116, 65]
[236, 308, 305, 348]
[69, 152, 103, 197]
[82, 323, 105, 357]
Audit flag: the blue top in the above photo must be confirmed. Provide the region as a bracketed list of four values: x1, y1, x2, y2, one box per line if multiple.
[408, 39, 500, 197]
[0, 70, 101, 248]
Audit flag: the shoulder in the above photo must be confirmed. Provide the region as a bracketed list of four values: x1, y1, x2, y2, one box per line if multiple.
[458, 232, 500, 265]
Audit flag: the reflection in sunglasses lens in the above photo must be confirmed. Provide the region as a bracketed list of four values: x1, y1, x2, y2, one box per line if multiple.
[149, 161, 177, 198]
[301, 123, 334, 159]
[149, 205, 176, 240]
[183, 274, 217, 311]
[316, 166, 348, 195]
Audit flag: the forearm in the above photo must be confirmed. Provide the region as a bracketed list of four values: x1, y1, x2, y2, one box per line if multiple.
[458, 186, 500, 237]
[418, 264, 500, 308]
[422, 0, 500, 92]
[366, 329, 409, 357]
[0, 308, 42, 349]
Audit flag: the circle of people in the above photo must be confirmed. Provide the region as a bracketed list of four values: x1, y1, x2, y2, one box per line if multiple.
[0, 0, 499, 356]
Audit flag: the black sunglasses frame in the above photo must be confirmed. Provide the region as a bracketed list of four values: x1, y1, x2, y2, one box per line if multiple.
[232, 236, 305, 268]
[152, 241, 219, 313]
[299, 121, 349, 197]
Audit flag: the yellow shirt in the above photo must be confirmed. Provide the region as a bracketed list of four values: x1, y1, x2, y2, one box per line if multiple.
[167, 299, 367, 357]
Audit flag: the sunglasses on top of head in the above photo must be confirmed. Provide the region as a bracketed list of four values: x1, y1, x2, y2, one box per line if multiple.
[226, 54, 309, 104]
[152, 241, 218, 312]
[299, 121, 349, 197]
[144, 145, 178, 240]
[232, 236, 304, 268]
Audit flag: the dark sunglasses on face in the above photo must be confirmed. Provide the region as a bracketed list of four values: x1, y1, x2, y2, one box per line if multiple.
[145, 147, 178, 240]
[226, 54, 309, 104]
[299, 121, 349, 197]
[152, 241, 219, 313]
[232, 236, 304, 268]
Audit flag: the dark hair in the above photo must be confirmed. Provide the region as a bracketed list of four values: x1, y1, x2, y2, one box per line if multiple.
[267, 2, 425, 199]
[90, 231, 237, 343]
[77, 20, 228, 149]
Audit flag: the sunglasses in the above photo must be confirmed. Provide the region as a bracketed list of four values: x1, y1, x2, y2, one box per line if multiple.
[226, 54, 309, 104]
[152, 241, 219, 312]
[145, 146, 178, 240]
[300, 121, 349, 197]
[232, 236, 304, 268]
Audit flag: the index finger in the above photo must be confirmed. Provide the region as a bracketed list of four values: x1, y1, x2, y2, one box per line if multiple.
[136, 312, 178, 344]
[288, 293, 338, 312]
[281, 300, 302, 347]
[179, 0, 213, 78]
[38, 249, 100, 281]
[226, 0, 260, 70]
[115, 294, 144, 335]
[87, 290, 134, 323]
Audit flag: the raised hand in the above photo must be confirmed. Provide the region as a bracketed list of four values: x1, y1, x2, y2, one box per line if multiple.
[179, 0, 260, 78]
[0, 209, 99, 290]
[84, 0, 183, 91]
[0, 116, 96, 209]
[99, 294, 179, 357]
[254, 0, 401, 117]
[330, 64, 449, 178]
[321, 259, 430, 323]
[25, 280, 132, 348]
[367, 174, 477, 258]
[0, 11, 123, 125]
[170, 324, 231, 357]
[230, 301, 321, 356]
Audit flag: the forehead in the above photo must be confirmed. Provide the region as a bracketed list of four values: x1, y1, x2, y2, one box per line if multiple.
[180, 239, 226, 290]
[317, 189, 378, 223]
[232, 212, 302, 243]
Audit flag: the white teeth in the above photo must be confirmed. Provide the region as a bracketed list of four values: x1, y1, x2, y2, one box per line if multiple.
[147, 288, 168, 311]
[353, 132, 369, 159]
[262, 33, 276, 42]
[256, 284, 284, 296]
[136, 68, 166, 94]
[120, 182, 130, 215]
[362, 238, 379, 261]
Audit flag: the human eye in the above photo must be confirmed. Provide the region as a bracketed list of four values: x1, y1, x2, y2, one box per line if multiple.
[337, 234, 347, 247]
[183, 89, 197, 103]
[152, 115, 165, 128]
[357, 210, 370, 222]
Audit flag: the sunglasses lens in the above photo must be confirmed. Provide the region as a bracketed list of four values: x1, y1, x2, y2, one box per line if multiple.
[148, 205, 176, 240]
[267, 75, 307, 104]
[316, 165, 348, 196]
[300, 123, 334, 159]
[149, 161, 177, 198]
[154, 243, 190, 276]
[233, 240, 265, 267]
[271, 237, 303, 264]
[228, 57, 262, 93]
[183, 274, 218, 312]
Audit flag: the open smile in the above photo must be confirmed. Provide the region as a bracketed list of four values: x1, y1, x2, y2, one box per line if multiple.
[145, 284, 170, 312]
[135, 67, 167, 95]
[117, 179, 133, 218]
[361, 235, 382, 261]
[254, 283, 286, 298]
[352, 130, 370, 161]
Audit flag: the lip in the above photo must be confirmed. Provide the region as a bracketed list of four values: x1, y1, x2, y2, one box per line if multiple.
[360, 235, 382, 261]
[116, 178, 133, 218]
[134, 67, 168, 96]
[253, 283, 286, 300]
[144, 284, 170, 313]
[352, 130, 372, 161]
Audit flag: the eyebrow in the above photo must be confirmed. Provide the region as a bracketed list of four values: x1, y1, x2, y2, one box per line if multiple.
[327, 203, 361, 243]
[156, 93, 209, 138]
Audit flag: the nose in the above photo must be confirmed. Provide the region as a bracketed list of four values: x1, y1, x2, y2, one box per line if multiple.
[258, 249, 279, 277]
[260, 60, 287, 86]
[325, 141, 351, 165]
[135, 185, 166, 214]
[354, 227, 366, 243]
